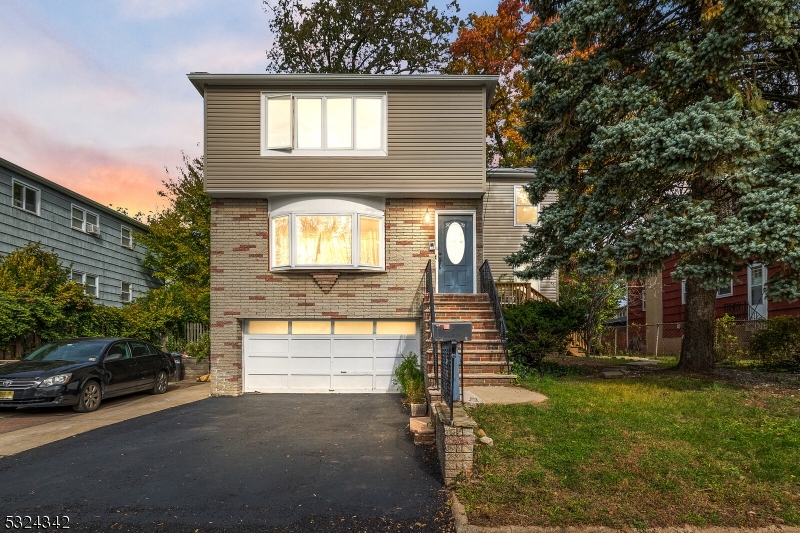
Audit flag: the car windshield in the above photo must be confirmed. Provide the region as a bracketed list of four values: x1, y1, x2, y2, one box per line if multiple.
[23, 340, 108, 362]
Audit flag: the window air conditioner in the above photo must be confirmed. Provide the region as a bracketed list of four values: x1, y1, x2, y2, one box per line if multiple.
[85, 223, 100, 235]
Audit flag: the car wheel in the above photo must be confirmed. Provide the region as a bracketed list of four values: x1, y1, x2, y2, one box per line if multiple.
[73, 380, 101, 413]
[152, 370, 168, 394]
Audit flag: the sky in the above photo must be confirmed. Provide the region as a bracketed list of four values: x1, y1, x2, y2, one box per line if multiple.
[0, 0, 488, 217]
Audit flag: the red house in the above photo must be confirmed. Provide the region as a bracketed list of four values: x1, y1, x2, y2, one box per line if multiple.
[625, 259, 800, 355]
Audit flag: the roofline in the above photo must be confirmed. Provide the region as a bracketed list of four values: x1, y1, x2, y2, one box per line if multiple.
[0, 157, 150, 232]
[486, 167, 537, 179]
[187, 73, 499, 104]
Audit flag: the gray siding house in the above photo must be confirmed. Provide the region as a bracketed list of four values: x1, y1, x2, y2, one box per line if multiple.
[0, 157, 159, 306]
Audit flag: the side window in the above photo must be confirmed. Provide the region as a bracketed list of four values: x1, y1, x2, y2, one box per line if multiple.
[121, 226, 133, 248]
[514, 185, 539, 226]
[106, 342, 131, 360]
[121, 282, 132, 303]
[144, 343, 161, 355]
[129, 341, 152, 358]
[12, 180, 40, 215]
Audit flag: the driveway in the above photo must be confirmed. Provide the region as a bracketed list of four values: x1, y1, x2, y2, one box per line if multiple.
[0, 394, 452, 532]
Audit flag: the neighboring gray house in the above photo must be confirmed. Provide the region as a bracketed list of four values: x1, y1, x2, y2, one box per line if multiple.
[0, 157, 159, 306]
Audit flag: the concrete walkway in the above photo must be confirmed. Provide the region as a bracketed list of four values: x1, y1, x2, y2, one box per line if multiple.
[0, 382, 210, 458]
[464, 386, 548, 405]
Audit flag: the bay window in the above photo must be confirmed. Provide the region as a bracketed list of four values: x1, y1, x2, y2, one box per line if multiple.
[261, 93, 387, 156]
[270, 197, 385, 270]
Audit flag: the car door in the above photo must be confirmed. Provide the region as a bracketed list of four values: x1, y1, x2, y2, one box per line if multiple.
[102, 341, 137, 396]
[130, 341, 159, 390]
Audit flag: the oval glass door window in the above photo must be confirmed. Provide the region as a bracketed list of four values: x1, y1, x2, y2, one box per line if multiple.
[445, 223, 466, 264]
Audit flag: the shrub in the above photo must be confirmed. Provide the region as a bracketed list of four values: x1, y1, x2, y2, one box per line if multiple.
[393, 352, 426, 403]
[749, 316, 800, 370]
[184, 333, 210, 363]
[503, 299, 585, 368]
[714, 314, 745, 364]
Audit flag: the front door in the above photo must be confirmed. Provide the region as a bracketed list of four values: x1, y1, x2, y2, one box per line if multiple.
[748, 264, 767, 319]
[437, 214, 474, 293]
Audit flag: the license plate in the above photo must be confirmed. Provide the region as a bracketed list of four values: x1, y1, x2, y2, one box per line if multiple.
[0, 390, 13, 400]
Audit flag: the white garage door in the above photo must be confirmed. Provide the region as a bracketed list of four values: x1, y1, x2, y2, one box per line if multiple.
[243, 319, 420, 393]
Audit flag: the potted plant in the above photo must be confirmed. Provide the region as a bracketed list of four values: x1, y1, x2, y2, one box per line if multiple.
[393, 352, 428, 416]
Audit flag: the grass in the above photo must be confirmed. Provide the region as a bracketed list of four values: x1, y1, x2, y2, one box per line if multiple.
[456, 372, 800, 529]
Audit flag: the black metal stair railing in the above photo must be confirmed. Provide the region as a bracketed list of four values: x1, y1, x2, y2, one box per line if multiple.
[478, 260, 510, 373]
[424, 259, 439, 389]
[438, 340, 465, 424]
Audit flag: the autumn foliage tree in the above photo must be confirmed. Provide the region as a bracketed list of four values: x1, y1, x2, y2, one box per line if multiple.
[444, 0, 538, 167]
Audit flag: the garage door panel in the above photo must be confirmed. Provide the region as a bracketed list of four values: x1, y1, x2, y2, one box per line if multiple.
[247, 356, 290, 374]
[289, 374, 331, 390]
[374, 374, 397, 392]
[289, 338, 332, 354]
[332, 338, 374, 354]
[288, 356, 331, 374]
[375, 355, 402, 373]
[247, 374, 289, 390]
[375, 337, 420, 355]
[332, 374, 373, 390]
[243, 321, 418, 393]
[332, 356, 374, 373]
[247, 339, 289, 355]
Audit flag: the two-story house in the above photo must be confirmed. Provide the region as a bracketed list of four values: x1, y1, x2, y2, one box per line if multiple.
[0, 157, 158, 306]
[189, 73, 556, 396]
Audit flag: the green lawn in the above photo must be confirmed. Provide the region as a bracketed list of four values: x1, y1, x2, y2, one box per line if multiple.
[457, 373, 800, 529]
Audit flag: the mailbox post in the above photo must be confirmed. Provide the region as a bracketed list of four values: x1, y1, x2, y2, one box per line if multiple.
[431, 322, 472, 419]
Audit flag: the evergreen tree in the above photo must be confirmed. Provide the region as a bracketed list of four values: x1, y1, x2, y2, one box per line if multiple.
[510, 0, 800, 370]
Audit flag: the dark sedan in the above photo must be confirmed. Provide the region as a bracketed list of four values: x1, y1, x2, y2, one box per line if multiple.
[0, 338, 174, 412]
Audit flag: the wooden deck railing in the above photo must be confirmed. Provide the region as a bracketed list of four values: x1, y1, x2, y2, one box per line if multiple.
[495, 282, 551, 306]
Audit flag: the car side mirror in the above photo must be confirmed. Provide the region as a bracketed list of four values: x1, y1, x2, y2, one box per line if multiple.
[105, 353, 123, 362]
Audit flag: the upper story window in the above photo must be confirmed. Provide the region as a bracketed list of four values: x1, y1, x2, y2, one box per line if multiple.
[71, 205, 100, 235]
[261, 93, 387, 156]
[121, 226, 133, 248]
[71, 271, 99, 298]
[12, 180, 40, 215]
[270, 196, 384, 271]
[514, 185, 539, 226]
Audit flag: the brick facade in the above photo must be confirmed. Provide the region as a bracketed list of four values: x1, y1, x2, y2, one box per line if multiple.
[209, 197, 484, 396]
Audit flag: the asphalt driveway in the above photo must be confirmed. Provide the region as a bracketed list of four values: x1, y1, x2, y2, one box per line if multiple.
[0, 394, 451, 532]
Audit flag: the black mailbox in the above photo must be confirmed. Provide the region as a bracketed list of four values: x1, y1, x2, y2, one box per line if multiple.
[431, 322, 473, 342]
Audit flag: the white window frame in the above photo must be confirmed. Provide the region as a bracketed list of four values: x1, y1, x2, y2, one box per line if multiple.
[11, 179, 40, 216]
[260, 92, 388, 157]
[121, 281, 132, 303]
[71, 204, 100, 234]
[71, 271, 99, 298]
[121, 226, 133, 248]
[269, 197, 385, 271]
[681, 280, 686, 305]
[717, 279, 734, 298]
[513, 185, 541, 227]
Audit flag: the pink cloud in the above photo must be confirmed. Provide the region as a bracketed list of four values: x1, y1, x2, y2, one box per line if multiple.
[0, 111, 180, 217]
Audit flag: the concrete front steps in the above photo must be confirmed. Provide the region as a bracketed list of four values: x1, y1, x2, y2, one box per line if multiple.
[422, 293, 516, 388]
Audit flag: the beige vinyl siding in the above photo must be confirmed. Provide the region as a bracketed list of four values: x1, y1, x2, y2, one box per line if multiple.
[483, 176, 559, 301]
[204, 85, 486, 196]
